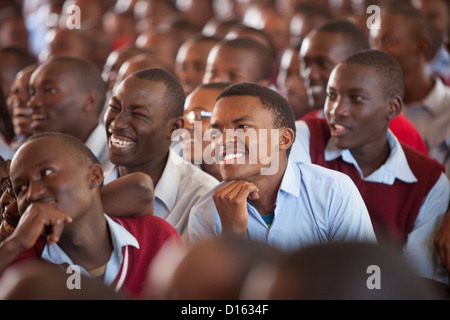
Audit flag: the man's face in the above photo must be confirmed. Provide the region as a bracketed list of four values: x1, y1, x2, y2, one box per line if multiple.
[104, 76, 171, 169]
[300, 31, 350, 110]
[182, 87, 218, 163]
[209, 95, 280, 181]
[10, 137, 94, 219]
[28, 62, 85, 137]
[175, 41, 216, 96]
[370, 15, 418, 73]
[203, 46, 262, 84]
[276, 48, 310, 119]
[7, 66, 36, 137]
[324, 63, 391, 153]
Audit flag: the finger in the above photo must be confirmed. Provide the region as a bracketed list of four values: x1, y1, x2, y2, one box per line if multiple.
[218, 181, 259, 203]
[46, 215, 66, 244]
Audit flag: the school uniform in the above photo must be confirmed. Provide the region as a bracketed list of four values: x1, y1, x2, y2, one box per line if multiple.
[105, 148, 220, 243]
[291, 117, 450, 284]
[15, 214, 181, 299]
[188, 159, 377, 250]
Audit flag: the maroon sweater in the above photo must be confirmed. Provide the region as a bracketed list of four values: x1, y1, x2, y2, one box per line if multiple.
[303, 118, 444, 245]
[14, 215, 181, 299]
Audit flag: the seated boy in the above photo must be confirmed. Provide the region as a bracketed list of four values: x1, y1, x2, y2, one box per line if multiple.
[0, 132, 181, 299]
[188, 82, 376, 250]
[104, 68, 219, 242]
[290, 50, 450, 285]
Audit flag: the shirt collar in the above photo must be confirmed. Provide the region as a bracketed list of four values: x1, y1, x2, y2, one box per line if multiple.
[84, 123, 107, 158]
[155, 149, 182, 211]
[324, 130, 417, 184]
[411, 77, 447, 115]
[278, 160, 301, 197]
[41, 214, 139, 277]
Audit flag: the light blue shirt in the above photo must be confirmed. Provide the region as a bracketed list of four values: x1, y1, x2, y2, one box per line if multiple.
[188, 160, 377, 251]
[41, 214, 139, 289]
[291, 120, 450, 284]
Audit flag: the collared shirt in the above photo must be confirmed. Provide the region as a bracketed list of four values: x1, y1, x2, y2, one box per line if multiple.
[425, 45, 450, 84]
[41, 214, 139, 287]
[85, 123, 112, 172]
[403, 77, 450, 179]
[291, 121, 450, 284]
[188, 160, 377, 251]
[105, 148, 220, 243]
[0, 135, 13, 160]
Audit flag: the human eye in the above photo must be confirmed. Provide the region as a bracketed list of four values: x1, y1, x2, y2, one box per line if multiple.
[326, 91, 337, 100]
[40, 168, 54, 179]
[350, 94, 367, 103]
[44, 87, 57, 95]
[210, 128, 222, 139]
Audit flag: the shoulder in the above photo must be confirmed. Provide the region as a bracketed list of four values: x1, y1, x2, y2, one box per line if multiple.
[297, 162, 355, 186]
[112, 215, 181, 242]
[168, 149, 220, 187]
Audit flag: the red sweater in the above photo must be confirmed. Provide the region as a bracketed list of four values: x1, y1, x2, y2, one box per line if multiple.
[302, 111, 428, 155]
[304, 118, 444, 245]
[14, 215, 181, 299]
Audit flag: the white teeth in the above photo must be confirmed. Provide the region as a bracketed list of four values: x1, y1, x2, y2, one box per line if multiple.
[334, 124, 346, 131]
[310, 85, 324, 94]
[111, 135, 134, 149]
[223, 152, 244, 161]
[31, 114, 47, 120]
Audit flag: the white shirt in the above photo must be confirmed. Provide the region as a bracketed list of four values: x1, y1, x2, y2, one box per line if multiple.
[403, 77, 450, 179]
[105, 149, 220, 243]
[85, 123, 112, 172]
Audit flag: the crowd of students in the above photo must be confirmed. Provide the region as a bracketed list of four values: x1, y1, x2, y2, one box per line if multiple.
[0, 0, 449, 300]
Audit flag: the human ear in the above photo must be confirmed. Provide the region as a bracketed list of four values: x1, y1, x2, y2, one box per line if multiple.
[386, 95, 402, 121]
[278, 127, 295, 152]
[88, 164, 104, 189]
[82, 90, 99, 113]
[167, 117, 185, 137]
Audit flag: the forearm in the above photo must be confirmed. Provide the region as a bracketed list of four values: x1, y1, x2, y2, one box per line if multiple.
[0, 236, 25, 274]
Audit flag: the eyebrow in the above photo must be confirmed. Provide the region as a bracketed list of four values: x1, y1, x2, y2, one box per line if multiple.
[210, 116, 255, 128]
[111, 96, 150, 110]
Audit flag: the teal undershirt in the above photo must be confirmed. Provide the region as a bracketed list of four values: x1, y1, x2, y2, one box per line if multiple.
[261, 213, 274, 228]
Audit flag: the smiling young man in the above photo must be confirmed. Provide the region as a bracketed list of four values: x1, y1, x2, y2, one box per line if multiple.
[103, 67, 219, 243]
[28, 56, 112, 171]
[0, 132, 181, 298]
[291, 50, 450, 285]
[188, 82, 376, 250]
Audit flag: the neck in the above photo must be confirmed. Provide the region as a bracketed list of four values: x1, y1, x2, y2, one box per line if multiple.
[350, 135, 390, 178]
[118, 150, 169, 183]
[403, 69, 434, 105]
[247, 157, 288, 215]
[72, 122, 98, 143]
[58, 201, 113, 272]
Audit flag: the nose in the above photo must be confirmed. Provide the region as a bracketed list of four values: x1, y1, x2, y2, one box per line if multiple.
[105, 109, 130, 131]
[26, 180, 45, 203]
[326, 96, 350, 120]
[27, 90, 42, 110]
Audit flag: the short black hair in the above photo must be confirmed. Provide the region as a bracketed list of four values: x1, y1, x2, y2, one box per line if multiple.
[217, 38, 275, 81]
[132, 67, 185, 118]
[216, 82, 296, 154]
[341, 50, 404, 99]
[314, 20, 370, 55]
[198, 81, 232, 91]
[45, 56, 107, 114]
[23, 132, 100, 167]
